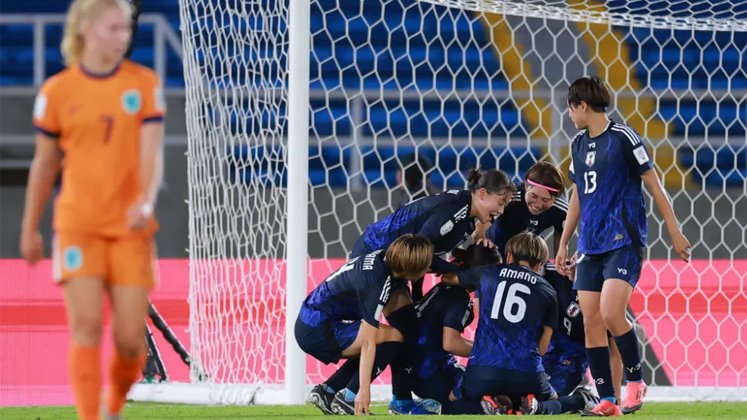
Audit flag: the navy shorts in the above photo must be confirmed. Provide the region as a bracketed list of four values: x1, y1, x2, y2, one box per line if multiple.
[574, 244, 643, 291]
[460, 366, 556, 403]
[543, 352, 588, 396]
[294, 315, 360, 364]
[413, 362, 465, 403]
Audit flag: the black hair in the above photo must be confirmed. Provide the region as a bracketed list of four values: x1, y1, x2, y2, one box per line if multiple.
[466, 168, 516, 196]
[567, 76, 611, 113]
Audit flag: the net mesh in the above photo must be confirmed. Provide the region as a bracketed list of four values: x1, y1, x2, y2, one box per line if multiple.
[180, 0, 290, 385]
[179, 0, 747, 395]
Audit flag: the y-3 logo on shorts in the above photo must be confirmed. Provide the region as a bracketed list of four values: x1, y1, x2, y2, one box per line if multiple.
[617, 267, 628, 276]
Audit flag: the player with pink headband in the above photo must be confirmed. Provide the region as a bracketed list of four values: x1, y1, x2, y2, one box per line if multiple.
[477, 161, 568, 256]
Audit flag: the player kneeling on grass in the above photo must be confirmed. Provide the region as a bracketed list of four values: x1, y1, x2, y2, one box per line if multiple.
[386, 245, 496, 414]
[441, 233, 594, 415]
[388, 245, 500, 415]
[296, 234, 433, 415]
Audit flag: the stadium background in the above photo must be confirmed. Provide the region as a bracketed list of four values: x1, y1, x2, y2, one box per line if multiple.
[0, 0, 744, 407]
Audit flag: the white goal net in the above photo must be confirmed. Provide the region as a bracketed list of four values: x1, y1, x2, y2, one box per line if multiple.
[148, 0, 747, 404]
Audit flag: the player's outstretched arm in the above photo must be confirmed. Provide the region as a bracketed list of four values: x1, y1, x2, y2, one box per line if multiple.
[473, 220, 490, 240]
[355, 320, 377, 415]
[20, 134, 62, 264]
[555, 184, 579, 275]
[641, 170, 691, 262]
[443, 327, 472, 357]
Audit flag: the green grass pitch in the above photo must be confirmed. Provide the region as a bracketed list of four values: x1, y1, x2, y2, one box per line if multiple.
[1, 402, 746, 419]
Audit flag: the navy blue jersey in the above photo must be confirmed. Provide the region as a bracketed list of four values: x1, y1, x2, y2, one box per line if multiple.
[459, 264, 557, 373]
[568, 121, 653, 254]
[300, 250, 392, 328]
[412, 285, 474, 378]
[360, 190, 474, 273]
[487, 183, 568, 255]
[544, 263, 585, 356]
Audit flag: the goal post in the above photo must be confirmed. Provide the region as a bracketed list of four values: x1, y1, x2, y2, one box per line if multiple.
[285, 0, 311, 405]
[130, 0, 747, 405]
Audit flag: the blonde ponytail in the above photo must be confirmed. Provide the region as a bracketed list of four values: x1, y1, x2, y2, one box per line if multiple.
[61, 0, 132, 66]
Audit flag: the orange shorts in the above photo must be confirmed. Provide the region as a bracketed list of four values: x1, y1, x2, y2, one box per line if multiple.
[52, 232, 158, 288]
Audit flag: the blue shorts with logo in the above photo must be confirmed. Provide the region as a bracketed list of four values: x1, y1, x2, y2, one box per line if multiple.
[294, 311, 360, 364]
[543, 352, 588, 396]
[574, 244, 643, 291]
[413, 361, 465, 403]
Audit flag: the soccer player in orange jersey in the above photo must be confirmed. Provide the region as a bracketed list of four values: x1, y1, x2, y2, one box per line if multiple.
[19, 1, 165, 419]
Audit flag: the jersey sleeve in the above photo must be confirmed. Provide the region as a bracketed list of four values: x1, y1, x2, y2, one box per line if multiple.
[568, 133, 584, 183]
[542, 285, 559, 330]
[442, 290, 472, 332]
[457, 267, 484, 290]
[416, 203, 467, 273]
[618, 127, 654, 176]
[32, 80, 62, 139]
[357, 272, 391, 328]
[140, 71, 166, 123]
[430, 256, 460, 274]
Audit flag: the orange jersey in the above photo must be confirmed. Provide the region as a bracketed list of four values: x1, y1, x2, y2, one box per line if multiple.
[33, 60, 165, 237]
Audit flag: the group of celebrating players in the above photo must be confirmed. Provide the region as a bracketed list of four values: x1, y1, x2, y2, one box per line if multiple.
[295, 76, 691, 416]
[19, 0, 691, 418]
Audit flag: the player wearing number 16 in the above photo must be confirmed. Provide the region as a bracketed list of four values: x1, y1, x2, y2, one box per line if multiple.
[20, 1, 165, 419]
[556, 76, 690, 416]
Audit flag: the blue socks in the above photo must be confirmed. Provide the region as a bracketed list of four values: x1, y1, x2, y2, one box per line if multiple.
[613, 328, 643, 382]
[587, 346, 616, 401]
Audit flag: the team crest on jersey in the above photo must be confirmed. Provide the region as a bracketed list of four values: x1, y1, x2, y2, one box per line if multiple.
[566, 302, 581, 318]
[63, 246, 83, 271]
[585, 151, 596, 167]
[121, 89, 142, 115]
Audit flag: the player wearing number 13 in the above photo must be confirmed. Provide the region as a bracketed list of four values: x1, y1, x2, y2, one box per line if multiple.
[556, 76, 690, 416]
[20, 1, 165, 419]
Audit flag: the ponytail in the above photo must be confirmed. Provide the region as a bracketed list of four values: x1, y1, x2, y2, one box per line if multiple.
[467, 168, 516, 196]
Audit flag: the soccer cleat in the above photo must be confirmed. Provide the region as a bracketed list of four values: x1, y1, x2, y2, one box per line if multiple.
[621, 381, 647, 414]
[410, 398, 442, 415]
[388, 399, 414, 415]
[572, 385, 601, 412]
[520, 393, 539, 415]
[330, 390, 355, 415]
[388, 398, 442, 415]
[581, 399, 623, 417]
[481, 394, 512, 415]
[308, 384, 336, 415]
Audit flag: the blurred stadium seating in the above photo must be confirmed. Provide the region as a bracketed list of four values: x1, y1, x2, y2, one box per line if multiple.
[0, 0, 744, 187]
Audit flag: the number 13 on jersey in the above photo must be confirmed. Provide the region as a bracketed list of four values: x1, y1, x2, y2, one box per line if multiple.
[583, 171, 597, 194]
